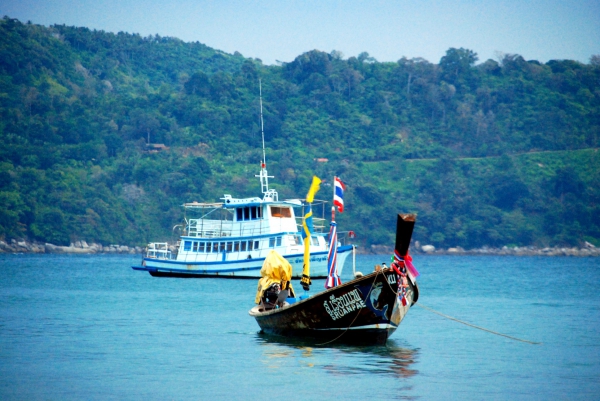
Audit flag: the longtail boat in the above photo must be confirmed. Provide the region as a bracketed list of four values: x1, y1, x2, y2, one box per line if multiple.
[249, 213, 419, 345]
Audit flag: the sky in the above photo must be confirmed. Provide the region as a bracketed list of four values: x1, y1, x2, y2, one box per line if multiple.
[1, 0, 599, 65]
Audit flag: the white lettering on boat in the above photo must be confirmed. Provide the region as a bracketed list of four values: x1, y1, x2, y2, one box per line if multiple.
[323, 289, 366, 321]
[294, 256, 327, 264]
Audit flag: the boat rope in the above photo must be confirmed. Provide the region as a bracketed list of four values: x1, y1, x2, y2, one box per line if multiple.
[415, 303, 542, 345]
[379, 273, 541, 345]
[315, 269, 384, 346]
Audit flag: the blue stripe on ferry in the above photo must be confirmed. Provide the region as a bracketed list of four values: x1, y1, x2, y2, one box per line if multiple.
[143, 246, 353, 266]
[181, 231, 299, 240]
[132, 264, 263, 274]
[180, 231, 329, 241]
[221, 200, 302, 208]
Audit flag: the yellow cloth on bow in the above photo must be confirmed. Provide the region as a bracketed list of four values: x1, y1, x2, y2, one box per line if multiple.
[255, 250, 295, 304]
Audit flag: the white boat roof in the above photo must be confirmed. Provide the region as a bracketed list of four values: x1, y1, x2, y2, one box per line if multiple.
[183, 196, 304, 210]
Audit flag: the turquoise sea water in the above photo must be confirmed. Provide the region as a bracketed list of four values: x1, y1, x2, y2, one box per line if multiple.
[1, 253, 599, 400]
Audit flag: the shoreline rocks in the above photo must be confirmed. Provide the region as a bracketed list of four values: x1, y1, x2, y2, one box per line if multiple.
[0, 239, 144, 255]
[364, 243, 600, 257]
[419, 244, 600, 257]
[2, 238, 599, 257]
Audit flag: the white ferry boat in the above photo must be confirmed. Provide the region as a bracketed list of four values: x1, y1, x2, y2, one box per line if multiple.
[131, 162, 355, 278]
[132, 83, 354, 278]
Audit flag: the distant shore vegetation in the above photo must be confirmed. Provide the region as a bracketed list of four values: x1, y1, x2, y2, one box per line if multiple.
[1, 16, 599, 251]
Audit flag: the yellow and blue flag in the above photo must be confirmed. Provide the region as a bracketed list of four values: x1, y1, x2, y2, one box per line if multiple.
[302, 176, 321, 241]
[301, 176, 321, 290]
[306, 176, 321, 203]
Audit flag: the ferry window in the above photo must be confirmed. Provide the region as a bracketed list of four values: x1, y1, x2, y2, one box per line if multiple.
[226, 242, 233, 252]
[193, 242, 198, 252]
[276, 236, 282, 246]
[199, 242, 205, 253]
[241, 241, 247, 251]
[269, 237, 275, 248]
[236, 206, 262, 221]
[219, 242, 226, 252]
[292, 235, 302, 245]
[184, 241, 192, 251]
[206, 242, 211, 253]
[234, 242, 240, 252]
[271, 206, 292, 218]
[213, 242, 219, 253]
[254, 240, 260, 250]
[311, 237, 319, 246]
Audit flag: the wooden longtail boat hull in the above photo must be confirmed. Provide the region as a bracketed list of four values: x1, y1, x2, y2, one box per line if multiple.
[249, 268, 417, 345]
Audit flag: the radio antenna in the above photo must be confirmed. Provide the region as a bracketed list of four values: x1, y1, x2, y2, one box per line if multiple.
[255, 79, 275, 199]
[259, 79, 266, 168]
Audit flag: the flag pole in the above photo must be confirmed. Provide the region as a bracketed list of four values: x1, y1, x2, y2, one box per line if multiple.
[325, 175, 339, 289]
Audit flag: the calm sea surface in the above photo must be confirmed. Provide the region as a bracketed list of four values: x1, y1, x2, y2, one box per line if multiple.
[1, 253, 599, 400]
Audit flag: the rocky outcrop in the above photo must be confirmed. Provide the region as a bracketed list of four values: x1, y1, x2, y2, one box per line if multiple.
[411, 243, 600, 257]
[359, 241, 600, 257]
[2, 238, 599, 257]
[368, 245, 393, 255]
[421, 245, 436, 253]
[0, 239, 143, 254]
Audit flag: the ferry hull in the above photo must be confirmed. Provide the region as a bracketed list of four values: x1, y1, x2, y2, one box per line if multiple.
[132, 245, 353, 278]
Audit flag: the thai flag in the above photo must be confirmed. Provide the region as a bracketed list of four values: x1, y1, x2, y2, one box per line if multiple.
[325, 221, 342, 289]
[333, 177, 345, 213]
[392, 250, 413, 306]
[394, 249, 419, 281]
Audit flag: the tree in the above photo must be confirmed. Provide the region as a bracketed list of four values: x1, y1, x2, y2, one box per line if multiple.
[284, 50, 333, 83]
[439, 47, 478, 85]
[0, 191, 27, 238]
[184, 71, 210, 96]
[30, 207, 70, 245]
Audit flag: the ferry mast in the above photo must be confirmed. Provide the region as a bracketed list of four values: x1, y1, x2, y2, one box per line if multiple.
[256, 79, 277, 201]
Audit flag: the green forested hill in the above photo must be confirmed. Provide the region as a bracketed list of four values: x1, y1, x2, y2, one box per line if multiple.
[1, 17, 599, 249]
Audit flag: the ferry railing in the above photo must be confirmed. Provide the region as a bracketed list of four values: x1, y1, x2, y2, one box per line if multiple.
[145, 242, 176, 260]
[335, 231, 356, 246]
[186, 217, 301, 238]
[295, 216, 327, 234]
[186, 219, 233, 238]
[185, 216, 344, 242]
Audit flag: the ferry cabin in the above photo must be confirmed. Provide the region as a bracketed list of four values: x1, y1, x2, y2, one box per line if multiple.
[167, 195, 328, 264]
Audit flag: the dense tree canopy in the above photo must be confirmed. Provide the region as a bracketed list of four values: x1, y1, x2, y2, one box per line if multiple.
[1, 17, 599, 248]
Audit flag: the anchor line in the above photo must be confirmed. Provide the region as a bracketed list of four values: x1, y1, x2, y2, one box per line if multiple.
[380, 274, 541, 345]
[415, 303, 542, 345]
